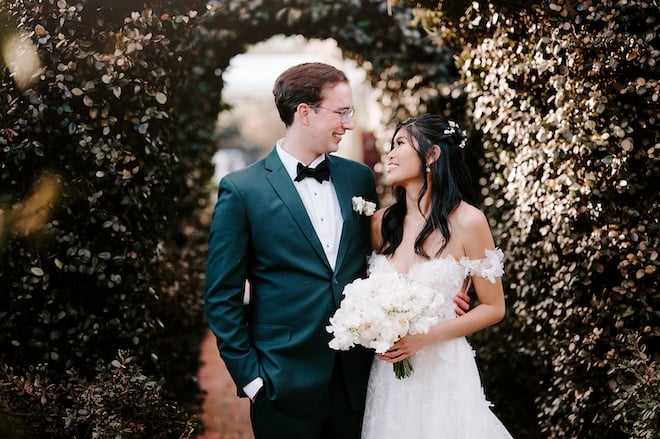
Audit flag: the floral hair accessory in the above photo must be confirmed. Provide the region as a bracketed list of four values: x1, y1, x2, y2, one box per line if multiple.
[352, 196, 376, 216]
[443, 119, 467, 149]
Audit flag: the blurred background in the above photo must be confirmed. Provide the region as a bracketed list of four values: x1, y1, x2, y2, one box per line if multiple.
[214, 35, 383, 184]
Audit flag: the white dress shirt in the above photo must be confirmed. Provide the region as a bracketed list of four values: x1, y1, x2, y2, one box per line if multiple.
[276, 142, 343, 270]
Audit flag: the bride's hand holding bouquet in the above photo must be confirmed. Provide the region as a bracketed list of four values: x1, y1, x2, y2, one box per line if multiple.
[326, 271, 444, 379]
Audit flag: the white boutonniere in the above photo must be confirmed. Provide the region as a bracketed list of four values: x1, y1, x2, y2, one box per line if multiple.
[352, 196, 376, 217]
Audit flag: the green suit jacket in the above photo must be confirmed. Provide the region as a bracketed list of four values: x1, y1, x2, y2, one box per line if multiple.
[204, 147, 378, 416]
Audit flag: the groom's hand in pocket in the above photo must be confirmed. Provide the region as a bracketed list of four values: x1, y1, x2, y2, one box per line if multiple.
[250, 386, 266, 404]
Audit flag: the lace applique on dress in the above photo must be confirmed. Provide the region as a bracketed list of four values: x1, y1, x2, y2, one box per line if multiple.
[460, 248, 504, 283]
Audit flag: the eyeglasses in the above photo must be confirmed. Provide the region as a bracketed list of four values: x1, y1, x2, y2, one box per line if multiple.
[312, 105, 356, 123]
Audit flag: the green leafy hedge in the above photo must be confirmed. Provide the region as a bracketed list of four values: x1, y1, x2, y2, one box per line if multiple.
[3, 0, 656, 437]
[1, 1, 212, 436]
[0, 0, 460, 436]
[414, 1, 659, 437]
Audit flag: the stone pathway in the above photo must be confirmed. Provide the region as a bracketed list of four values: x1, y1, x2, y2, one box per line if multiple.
[197, 330, 254, 439]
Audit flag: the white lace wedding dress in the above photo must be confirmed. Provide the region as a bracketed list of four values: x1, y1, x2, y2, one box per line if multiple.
[361, 249, 513, 439]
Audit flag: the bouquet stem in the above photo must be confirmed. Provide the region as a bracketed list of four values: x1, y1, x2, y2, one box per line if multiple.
[393, 358, 413, 379]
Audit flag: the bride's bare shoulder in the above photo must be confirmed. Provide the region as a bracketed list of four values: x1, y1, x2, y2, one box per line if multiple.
[452, 201, 488, 229]
[451, 202, 496, 256]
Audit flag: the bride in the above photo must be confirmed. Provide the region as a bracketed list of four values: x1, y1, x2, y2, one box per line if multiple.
[361, 114, 513, 438]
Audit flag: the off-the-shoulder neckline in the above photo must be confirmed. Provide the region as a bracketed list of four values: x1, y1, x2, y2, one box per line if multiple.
[369, 249, 502, 276]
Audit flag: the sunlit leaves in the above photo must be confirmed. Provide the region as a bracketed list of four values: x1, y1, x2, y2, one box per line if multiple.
[155, 91, 167, 104]
[415, 1, 659, 438]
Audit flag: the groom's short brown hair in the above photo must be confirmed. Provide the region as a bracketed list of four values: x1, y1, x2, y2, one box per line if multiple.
[273, 62, 349, 127]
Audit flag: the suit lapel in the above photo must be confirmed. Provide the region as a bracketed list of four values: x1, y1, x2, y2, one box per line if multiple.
[327, 155, 354, 273]
[264, 149, 331, 270]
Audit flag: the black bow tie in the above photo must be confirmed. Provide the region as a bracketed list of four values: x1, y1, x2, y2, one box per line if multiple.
[295, 160, 330, 183]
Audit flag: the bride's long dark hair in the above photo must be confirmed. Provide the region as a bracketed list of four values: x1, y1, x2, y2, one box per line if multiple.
[380, 114, 478, 258]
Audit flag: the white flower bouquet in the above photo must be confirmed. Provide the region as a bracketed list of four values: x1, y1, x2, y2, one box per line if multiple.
[326, 271, 444, 379]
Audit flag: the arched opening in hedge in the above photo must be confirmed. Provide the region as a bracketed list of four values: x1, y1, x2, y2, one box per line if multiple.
[0, 2, 466, 437]
[179, 1, 475, 212]
[12, 1, 657, 437]
[214, 34, 384, 180]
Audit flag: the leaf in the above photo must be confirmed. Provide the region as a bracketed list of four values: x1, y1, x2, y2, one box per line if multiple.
[155, 92, 167, 104]
[31, 267, 44, 276]
[621, 139, 633, 152]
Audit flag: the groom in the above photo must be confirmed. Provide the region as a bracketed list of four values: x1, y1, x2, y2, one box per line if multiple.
[204, 62, 378, 438]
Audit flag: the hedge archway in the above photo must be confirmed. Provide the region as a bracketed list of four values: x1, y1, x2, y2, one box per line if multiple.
[0, 1, 467, 437]
[3, 1, 655, 438]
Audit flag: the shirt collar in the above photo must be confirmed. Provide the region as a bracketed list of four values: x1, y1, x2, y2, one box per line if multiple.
[276, 140, 326, 181]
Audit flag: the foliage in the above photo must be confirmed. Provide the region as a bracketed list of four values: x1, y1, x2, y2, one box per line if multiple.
[0, 0, 463, 436]
[413, 0, 659, 437]
[0, 351, 199, 438]
[610, 332, 659, 439]
[3, 0, 656, 437]
[1, 1, 212, 436]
